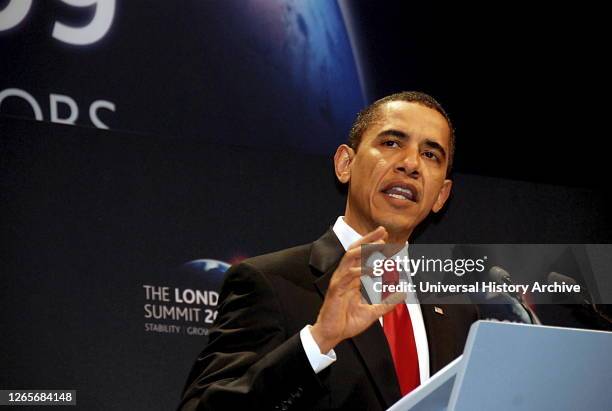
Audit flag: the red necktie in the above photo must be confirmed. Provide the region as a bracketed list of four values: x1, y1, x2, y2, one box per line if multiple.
[382, 266, 420, 396]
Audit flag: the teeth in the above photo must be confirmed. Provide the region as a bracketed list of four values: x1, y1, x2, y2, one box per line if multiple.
[392, 186, 412, 195]
[384, 185, 414, 201]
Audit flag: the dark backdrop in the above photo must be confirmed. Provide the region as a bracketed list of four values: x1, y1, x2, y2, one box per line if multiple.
[1, 1, 609, 409]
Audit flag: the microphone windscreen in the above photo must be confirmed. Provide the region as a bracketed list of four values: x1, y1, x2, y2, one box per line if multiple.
[489, 266, 511, 283]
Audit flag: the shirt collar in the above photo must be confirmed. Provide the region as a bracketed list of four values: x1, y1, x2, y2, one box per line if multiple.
[332, 216, 409, 258]
[332, 216, 362, 251]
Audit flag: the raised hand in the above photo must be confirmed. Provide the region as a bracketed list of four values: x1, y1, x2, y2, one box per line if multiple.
[310, 226, 400, 353]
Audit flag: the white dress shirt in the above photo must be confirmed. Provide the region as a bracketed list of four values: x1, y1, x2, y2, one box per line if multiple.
[299, 217, 430, 383]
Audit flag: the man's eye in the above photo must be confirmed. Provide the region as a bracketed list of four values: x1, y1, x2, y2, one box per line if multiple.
[383, 140, 400, 148]
[422, 151, 438, 160]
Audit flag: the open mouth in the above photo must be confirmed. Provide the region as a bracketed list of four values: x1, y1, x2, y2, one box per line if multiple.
[381, 182, 418, 202]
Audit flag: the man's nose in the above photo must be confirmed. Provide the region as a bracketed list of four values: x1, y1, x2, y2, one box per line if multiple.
[395, 148, 420, 177]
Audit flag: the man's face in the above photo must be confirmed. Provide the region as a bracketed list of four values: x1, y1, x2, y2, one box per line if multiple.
[336, 101, 452, 241]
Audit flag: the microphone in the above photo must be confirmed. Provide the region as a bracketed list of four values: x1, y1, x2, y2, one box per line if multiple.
[489, 265, 511, 284]
[547, 272, 591, 304]
[489, 266, 525, 303]
[547, 272, 612, 324]
[488, 266, 541, 324]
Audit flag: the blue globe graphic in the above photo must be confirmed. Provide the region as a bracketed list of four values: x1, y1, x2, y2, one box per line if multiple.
[184, 0, 367, 155]
[182, 259, 231, 274]
[179, 259, 231, 293]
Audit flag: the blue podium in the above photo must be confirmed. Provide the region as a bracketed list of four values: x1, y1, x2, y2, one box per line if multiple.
[388, 320, 612, 411]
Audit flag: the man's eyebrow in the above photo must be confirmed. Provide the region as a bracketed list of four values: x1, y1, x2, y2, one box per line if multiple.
[377, 129, 447, 159]
[423, 139, 447, 159]
[376, 129, 408, 139]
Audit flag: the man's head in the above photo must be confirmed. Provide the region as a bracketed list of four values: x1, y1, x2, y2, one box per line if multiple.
[334, 91, 454, 242]
[348, 91, 455, 175]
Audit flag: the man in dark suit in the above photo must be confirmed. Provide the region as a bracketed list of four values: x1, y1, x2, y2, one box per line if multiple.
[180, 92, 478, 410]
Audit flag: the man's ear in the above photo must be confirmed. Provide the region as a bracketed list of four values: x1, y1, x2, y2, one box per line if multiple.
[432, 179, 452, 213]
[334, 144, 354, 184]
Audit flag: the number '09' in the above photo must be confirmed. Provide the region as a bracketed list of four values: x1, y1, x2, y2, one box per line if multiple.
[0, 0, 115, 45]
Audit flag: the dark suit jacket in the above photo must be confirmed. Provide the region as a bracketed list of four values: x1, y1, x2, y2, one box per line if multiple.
[180, 229, 478, 410]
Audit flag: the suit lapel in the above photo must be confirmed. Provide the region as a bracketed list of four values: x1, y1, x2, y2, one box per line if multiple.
[420, 303, 445, 374]
[310, 228, 402, 408]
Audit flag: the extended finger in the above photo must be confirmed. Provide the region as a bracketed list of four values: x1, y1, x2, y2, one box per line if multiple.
[343, 238, 386, 270]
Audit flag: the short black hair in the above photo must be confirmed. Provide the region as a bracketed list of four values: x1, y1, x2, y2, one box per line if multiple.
[348, 91, 455, 175]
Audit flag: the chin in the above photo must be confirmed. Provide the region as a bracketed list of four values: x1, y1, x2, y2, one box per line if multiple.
[375, 216, 416, 240]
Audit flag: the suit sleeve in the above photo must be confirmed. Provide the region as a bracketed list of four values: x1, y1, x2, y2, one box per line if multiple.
[179, 262, 327, 410]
